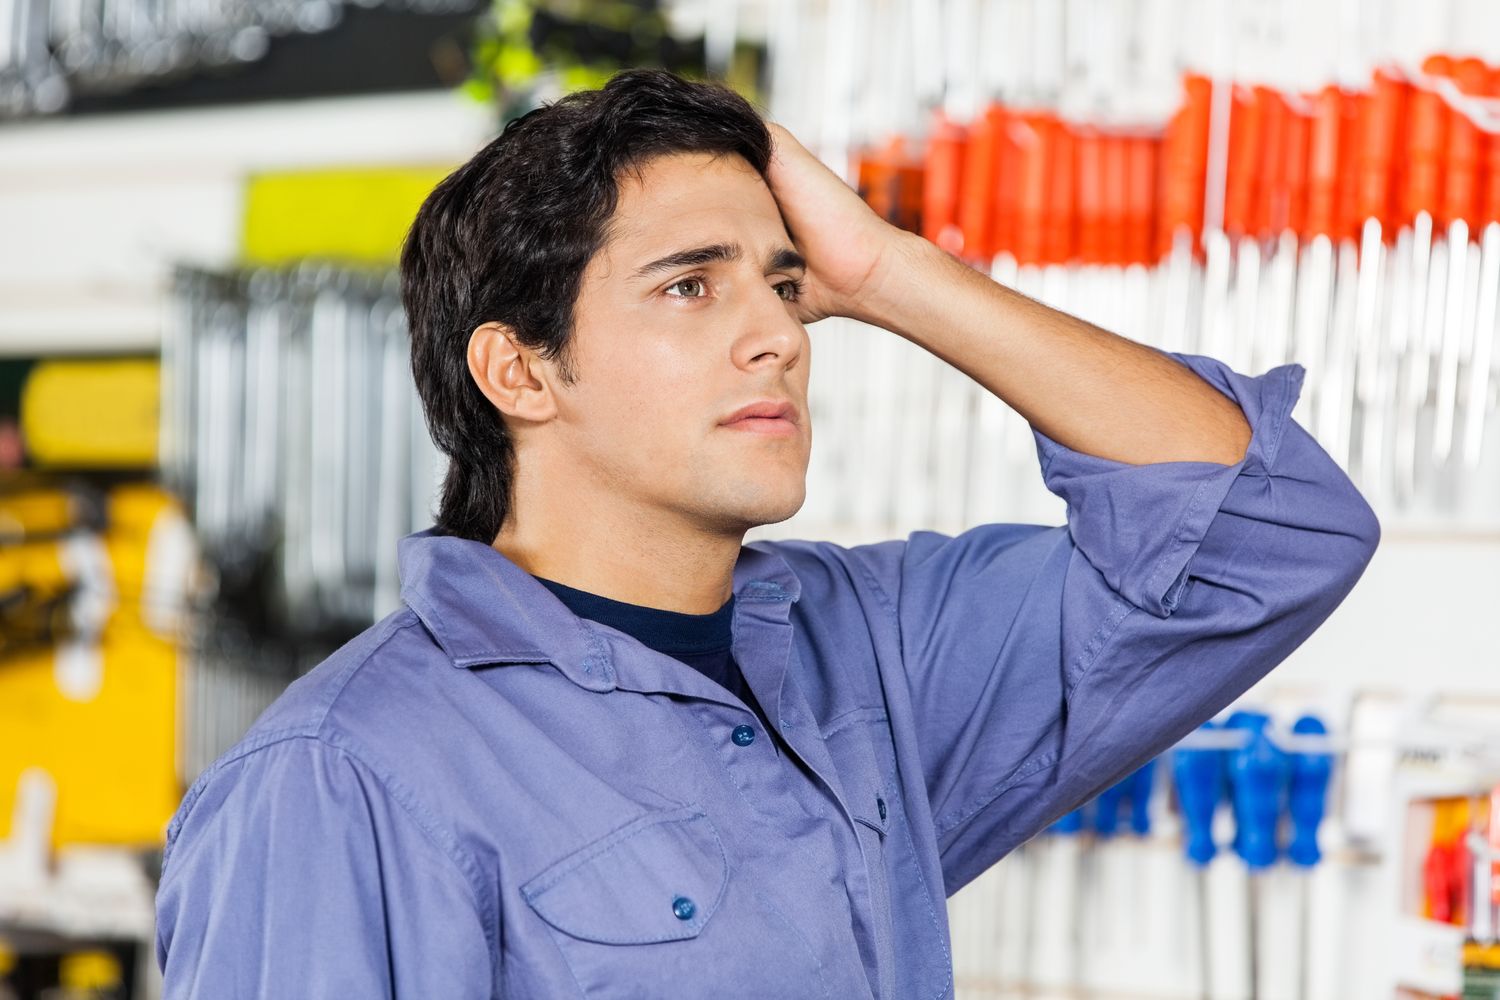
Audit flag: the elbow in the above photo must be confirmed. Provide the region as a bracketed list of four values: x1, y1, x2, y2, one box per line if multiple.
[1313, 485, 1381, 610]
[1344, 486, 1382, 568]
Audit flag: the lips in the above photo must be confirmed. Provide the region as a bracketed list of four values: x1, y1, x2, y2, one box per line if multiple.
[720, 400, 797, 426]
[719, 399, 799, 438]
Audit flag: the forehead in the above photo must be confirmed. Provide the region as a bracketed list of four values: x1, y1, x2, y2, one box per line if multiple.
[604, 151, 786, 256]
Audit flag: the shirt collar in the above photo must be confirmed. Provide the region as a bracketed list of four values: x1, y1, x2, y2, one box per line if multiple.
[396, 528, 802, 692]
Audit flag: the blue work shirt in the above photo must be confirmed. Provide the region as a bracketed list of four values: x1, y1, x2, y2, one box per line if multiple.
[154, 351, 1380, 999]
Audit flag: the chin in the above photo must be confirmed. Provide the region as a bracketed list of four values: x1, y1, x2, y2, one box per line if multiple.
[745, 504, 801, 530]
[703, 483, 805, 533]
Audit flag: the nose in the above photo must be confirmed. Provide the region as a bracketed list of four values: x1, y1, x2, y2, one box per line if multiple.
[731, 283, 806, 374]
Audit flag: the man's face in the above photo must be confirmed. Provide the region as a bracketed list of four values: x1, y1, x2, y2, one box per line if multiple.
[547, 150, 813, 537]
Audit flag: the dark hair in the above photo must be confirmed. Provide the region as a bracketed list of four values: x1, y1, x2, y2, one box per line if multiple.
[399, 68, 773, 543]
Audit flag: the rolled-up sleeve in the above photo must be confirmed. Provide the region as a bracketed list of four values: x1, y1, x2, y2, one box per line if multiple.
[155, 735, 493, 999]
[804, 351, 1380, 896]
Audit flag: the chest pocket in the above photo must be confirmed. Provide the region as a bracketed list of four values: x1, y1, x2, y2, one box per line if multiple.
[822, 708, 953, 1000]
[521, 804, 832, 999]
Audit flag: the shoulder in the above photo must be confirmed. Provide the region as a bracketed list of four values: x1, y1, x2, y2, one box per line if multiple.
[163, 606, 461, 863]
[244, 605, 437, 739]
[748, 524, 1059, 610]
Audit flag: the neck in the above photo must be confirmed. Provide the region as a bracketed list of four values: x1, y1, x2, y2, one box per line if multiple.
[492, 452, 743, 616]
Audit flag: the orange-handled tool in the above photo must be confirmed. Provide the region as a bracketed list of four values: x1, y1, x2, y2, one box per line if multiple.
[958, 102, 1003, 264]
[922, 111, 968, 254]
[991, 107, 1020, 260]
[1102, 134, 1128, 266]
[1043, 121, 1076, 267]
[1284, 102, 1311, 238]
[1306, 85, 1343, 241]
[1224, 84, 1262, 238]
[1404, 57, 1452, 226]
[1441, 57, 1489, 229]
[1483, 68, 1500, 227]
[1125, 134, 1157, 266]
[1252, 85, 1288, 239]
[1013, 111, 1053, 267]
[1158, 73, 1212, 260]
[857, 139, 897, 226]
[1358, 70, 1406, 238]
[1076, 127, 1105, 264]
[1337, 89, 1364, 243]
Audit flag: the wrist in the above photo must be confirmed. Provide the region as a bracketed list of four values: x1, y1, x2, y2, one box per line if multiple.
[850, 230, 964, 337]
[843, 229, 929, 329]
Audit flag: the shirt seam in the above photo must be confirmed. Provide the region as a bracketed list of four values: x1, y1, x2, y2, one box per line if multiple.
[931, 750, 1061, 843]
[161, 610, 424, 867]
[753, 891, 834, 1000]
[156, 732, 498, 984]
[313, 728, 495, 937]
[1135, 361, 1296, 612]
[1138, 476, 1212, 612]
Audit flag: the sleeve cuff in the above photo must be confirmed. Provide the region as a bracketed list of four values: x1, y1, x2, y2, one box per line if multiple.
[1029, 352, 1305, 618]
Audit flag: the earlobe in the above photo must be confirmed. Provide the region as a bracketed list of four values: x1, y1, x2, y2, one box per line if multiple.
[467, 322, 555, 423]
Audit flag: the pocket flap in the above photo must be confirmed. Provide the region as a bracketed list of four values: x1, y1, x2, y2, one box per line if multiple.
[521, 805, 728, 945]
[823, 711, 892, 838]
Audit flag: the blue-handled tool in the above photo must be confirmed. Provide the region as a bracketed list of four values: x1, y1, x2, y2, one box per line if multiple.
[1051, 808, 1086, 835]
[1287, 714, 1332, 1000]
[1175, 723, 1224, 1000]
[1228, 711, 1288, 1000]
[1225, 710, 1271, 856]
[1288, 715, 1332, 868]
[1094, 778, 1130, 839]
[1176, 726, 1222, 868]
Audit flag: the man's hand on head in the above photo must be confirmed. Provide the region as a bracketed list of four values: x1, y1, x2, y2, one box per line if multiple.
[764, 121, 926, 328]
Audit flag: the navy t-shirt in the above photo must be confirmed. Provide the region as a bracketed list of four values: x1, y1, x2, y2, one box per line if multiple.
[532, 576, 772, 734]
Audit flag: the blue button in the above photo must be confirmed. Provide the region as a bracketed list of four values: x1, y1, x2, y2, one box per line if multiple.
[731, 725, 756, 747]
[672, 896, 696, 920]
[877, 796, 887, 821]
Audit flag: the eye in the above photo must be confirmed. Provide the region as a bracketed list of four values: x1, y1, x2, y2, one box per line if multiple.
[665, 277, 708, 298]
[775, 278, 805, 302]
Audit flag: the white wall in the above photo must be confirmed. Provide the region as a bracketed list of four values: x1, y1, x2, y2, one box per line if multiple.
[0, 90, 498, 355]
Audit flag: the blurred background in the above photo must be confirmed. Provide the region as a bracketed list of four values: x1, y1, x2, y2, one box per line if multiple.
[2, 0, 1500, 997]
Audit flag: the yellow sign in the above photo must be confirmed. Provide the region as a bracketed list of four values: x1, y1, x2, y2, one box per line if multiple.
[242, 166, 457, 266]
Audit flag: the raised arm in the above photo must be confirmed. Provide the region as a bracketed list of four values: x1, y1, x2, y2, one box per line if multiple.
[763, 120, 1251, 467]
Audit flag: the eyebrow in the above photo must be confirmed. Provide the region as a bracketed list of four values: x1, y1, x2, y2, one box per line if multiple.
[632, 242, 807, 280]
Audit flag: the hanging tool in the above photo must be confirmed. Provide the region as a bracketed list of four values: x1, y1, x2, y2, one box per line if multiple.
[1458, 64, 1500, 475]
[1228, 710, 1286, 1000]
[1430, 58, 1485, 468]
[1174, 722, 1223, 1000]
[1354, 71, 1403, 496]
[1287, 714, 1332, 1000]
[1394, 60, 1449, 505]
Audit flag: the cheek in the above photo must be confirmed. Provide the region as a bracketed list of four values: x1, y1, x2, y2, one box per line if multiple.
[571, 354, 707, 471]
[594, 329, 712, 421]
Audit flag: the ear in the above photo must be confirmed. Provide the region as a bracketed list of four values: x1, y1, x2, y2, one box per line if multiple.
[467, 322, 558, 424]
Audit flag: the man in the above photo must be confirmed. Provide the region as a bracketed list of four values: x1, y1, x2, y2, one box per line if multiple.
[155, 69, 1380, 998]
